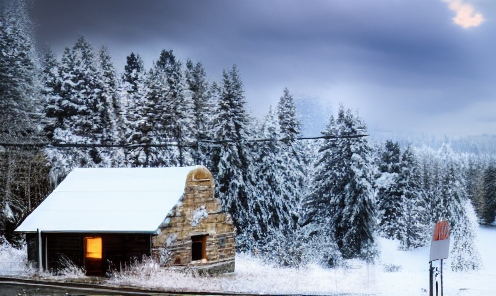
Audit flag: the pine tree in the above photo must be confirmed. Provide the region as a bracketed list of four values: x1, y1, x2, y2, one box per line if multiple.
[450, 199, 482, 271]
[120, 52, 150, 166]
[185, 59, 213, 164]
[251, 107, 284, 239]
[480, 163, 496, 224]
[304, 105, 376, 262]
[96, 46, 124, 166]
[376, 140, 403, 239]
[276, 88, 305, 230]
[0, 0, 52, 242]
[0, 0, 43, 143]
[277, 88, 300, 142]
[145, 50, 194, 166]
[397, 145, 429, 249]
[434, 145, 481, 271]
[210, 65, 254, 240]
[40, 46, 61, 139]
[49, 37, 109, 166]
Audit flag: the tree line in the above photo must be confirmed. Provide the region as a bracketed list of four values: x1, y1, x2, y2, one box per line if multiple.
[1, 0, 495, 271]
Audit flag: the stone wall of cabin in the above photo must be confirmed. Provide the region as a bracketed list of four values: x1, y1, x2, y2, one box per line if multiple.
[151, 166, 235, 274]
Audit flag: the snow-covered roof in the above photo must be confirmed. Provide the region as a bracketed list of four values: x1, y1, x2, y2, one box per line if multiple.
[15, 166, 199, 233]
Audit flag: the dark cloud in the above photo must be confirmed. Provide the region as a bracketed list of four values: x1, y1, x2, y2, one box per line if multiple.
[30, 0, 496, 136]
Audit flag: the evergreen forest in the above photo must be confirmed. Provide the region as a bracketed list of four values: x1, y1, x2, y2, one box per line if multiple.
[1, 0, 495, 272]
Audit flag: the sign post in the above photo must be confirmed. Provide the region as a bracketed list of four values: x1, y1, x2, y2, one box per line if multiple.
[429, 220, 450, 296]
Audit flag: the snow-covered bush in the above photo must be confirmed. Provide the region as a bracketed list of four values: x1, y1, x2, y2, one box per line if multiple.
[383, 263, 402, 272]
[250, 226, 343, 268]
[109, 256, 163, 282]
[0, 236, 35, 276]
[54, 254, 85, 278]
[254, 228, 309, 268]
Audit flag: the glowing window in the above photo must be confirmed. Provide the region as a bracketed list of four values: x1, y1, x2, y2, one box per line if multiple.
[85, 237, 102, 259]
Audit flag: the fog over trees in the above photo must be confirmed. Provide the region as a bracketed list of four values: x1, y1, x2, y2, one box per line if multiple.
[1, 0, 494, 270]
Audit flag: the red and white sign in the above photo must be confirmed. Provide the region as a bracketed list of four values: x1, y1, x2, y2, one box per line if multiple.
[429, 221, 450, 262]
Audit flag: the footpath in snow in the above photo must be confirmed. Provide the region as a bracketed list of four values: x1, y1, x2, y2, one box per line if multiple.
[1, 226, 495, 295]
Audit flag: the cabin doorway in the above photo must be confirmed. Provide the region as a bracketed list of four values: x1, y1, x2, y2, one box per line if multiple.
[191, 235, 207, 261]
[84, 237, 102, 276]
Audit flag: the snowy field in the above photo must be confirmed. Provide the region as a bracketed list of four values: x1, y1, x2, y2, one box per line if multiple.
[1, 226, 495, 295]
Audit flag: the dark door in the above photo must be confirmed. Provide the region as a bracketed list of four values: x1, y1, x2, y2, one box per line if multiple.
[191, 235, 207, 261]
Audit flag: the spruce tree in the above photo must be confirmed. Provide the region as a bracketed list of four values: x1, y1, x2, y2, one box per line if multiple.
[145, 50, 194, 166]
[185, 59, 213, 164]
[277, 88, 300, 142]
[50, 37, 111, 166]
[397, 145, 429, 249]
[96, 46, 123, 166]
[305, 105, 376, 261]
[376, 140, 403, 239]
[435, 145, 482, 271]
[251, 107, 284, 239]
[0, 0, 52, 241]
[0, 0, 43, 143]
[211, 65, 254, 240]
[480, 163, 496, 224]
[120, 52, 150, 166]
[276, 88, 305, 230]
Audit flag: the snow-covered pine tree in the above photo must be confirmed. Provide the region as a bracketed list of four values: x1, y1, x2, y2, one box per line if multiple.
[434, 145, 481, 271]
[397, 145, 429, 249]
[0, 0, 43, 144]
[52, 37, 107, 165]
[277, 88, 300, 142]
[210, 65, 254, 242]
[95, 46, 124, 166]
[185, 59, 213, 164]
[120, 52, 150, 167]
[158, 50, 194, 166]
[42, 46, 85, 178]
[304, 105, 376, 262]
[0, 0, 52, 242]
[480, 163, 496, 224]
[376, 140, 403, 239]
[40, 46, 62, 139]
[450, 199, 482, 271]
[276, 88, 306, 230]
[250, 107, 284, 241]
[145, 50, 194, 166]
[465, 154, 483, 211]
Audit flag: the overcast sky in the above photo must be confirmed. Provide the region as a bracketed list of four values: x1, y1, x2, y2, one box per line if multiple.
[29, 0, 495, 137]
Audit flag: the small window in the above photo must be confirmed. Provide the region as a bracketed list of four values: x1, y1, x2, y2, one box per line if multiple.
[191, 235, 207, 261]
[85, 237, 102, 259]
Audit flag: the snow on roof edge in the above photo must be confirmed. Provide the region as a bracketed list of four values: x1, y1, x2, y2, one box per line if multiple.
[15, 165, 202, 233]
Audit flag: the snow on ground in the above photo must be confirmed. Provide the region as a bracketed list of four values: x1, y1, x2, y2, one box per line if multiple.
[376, 225, 496, 296]
[1, 226, 495, 295]
[107, 225, 496, 295]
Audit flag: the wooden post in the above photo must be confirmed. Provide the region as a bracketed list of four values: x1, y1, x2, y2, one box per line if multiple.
[441, 259, 443, 296]
[37, 229, 42, 272]
[429, 261, 433, 296]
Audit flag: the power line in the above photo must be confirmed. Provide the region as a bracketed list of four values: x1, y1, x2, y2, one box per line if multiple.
[0, 134, 368, 149]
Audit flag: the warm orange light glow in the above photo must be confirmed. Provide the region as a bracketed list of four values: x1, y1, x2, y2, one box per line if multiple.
[85, 237, 102, 259]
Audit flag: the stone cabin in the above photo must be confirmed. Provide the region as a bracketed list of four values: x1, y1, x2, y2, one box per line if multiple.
[15, 165, 235, 276]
